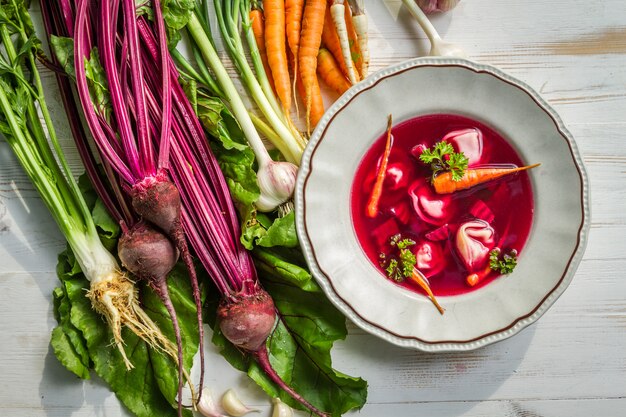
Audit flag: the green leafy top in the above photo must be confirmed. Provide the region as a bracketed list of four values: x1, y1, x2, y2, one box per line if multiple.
[419, 140, 469, 182]
[489, 248, 518, 274]
[380, 235, 417, 282]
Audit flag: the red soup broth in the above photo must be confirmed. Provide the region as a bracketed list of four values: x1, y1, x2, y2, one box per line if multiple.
[350, 114, 534, 296]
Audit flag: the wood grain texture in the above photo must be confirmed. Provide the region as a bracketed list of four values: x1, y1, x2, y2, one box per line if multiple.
[1, 0, 626, 416]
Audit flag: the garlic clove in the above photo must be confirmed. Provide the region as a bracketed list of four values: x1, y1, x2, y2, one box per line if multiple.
[271, 398, 293, 417]
[221, 389, 259, 417]
[255, 161, 298, 212]
[197, 388, 228, 417]
[416, 0, 460, 14]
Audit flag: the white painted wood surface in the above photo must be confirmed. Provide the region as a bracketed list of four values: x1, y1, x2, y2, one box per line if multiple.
[1, 1, 625, 416]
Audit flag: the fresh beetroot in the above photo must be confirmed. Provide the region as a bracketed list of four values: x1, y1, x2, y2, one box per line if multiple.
[118, 222, 185, 415]
[67, 0, 207, 410]
[51, 0, 331, 413]
[118, 221, 178, 279]
[218, 282, 276, 351]
[130, 173, 181, 236]
[217, 283, 329, 417]
[130, 172, 206, 405]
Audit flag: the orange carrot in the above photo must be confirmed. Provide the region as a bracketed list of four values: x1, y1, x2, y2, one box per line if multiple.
[250, 5, 275, 93]
[298, 0, 326, 133]
[466, 265, 492, 287]
[409, 269, 445, 315]
[286, 0, 304, 63]
[434, 163, 541, 194]
[344, 2, 363, 79]
[295, 68, 324, 131]
[321, 3, 350, 80]
[366, 115, 393, 218]
[264, 0, 291, 114]
[286, 0, 304, 112]
[317, 48, 351, 95]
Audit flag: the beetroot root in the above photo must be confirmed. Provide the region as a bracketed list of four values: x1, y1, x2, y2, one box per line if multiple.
[217, 283, 329, 417]
[118, 221, 185, 416]
[217, 284, 277, 351]
[129, 172, 205, 403]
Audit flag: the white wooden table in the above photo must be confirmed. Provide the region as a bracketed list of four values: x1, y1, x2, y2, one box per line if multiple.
[1, 1, 625, 416]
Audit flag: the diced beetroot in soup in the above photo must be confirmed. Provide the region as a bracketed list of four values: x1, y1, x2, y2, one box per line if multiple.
[371, 217, 400, 248]
[351, 114, 534, 296]
[455, 220, 496, 272]
[383, 199, 412, 225]
[443, 128, 484, 166]
[414, 240, 445, 278]
[425, 224, 451, 241]
[469, 200, 495, 223]
[409, 181, 455, 226]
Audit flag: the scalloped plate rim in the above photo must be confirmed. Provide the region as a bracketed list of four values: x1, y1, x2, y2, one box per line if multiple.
[294, 57, 590, 352]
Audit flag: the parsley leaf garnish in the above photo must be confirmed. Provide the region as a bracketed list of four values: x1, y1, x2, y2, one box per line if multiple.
[379, 235, 417, 282]
[419, 140, 469, 183]
[489, 248, 518, 274]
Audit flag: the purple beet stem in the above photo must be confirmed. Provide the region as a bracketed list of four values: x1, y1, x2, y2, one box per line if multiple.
[45, 1, 329, 415]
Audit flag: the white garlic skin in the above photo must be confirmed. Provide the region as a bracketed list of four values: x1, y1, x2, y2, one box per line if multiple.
[221, 389, 258, 417]
[416, 0, 460, 14]
[256, 161, 298, 212]
[271, 397, 294, 417]
[197, 388, 228, 417]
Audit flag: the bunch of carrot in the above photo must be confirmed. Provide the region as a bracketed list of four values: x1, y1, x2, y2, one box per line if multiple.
[252, 0, 368, 133]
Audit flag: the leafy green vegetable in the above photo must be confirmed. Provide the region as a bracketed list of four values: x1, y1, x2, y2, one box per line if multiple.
[419, 140, 469, 182]
[380, 235, 417, 282]
[177, 30, 367, 416]
[206, 245, 368, 416]
[51, 188, 200, 417]
[489, 248, 518, 274]
[83, 48, 112, 119]
[49, 35, 75, 79]
[51, 284, 90, 379]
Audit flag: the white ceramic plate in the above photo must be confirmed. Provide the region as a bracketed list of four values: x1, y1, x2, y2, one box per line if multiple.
[295, 58, 590, 352]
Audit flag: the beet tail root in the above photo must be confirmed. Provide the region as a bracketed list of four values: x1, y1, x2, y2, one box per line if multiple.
[117, 221, 196, 409]
[171, 228, 206, 405]
[153, 280, 185, 417]
[217, 287, 328, 416]
[254, 347, 330, 417]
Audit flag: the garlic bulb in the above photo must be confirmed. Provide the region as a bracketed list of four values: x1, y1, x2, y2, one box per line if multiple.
[271, 398, 293, 417]
[221, 389, 258, 416]
[197, 388, 228, 417]
[256, 161, 298, 212]
[416, 0, 460, 14]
